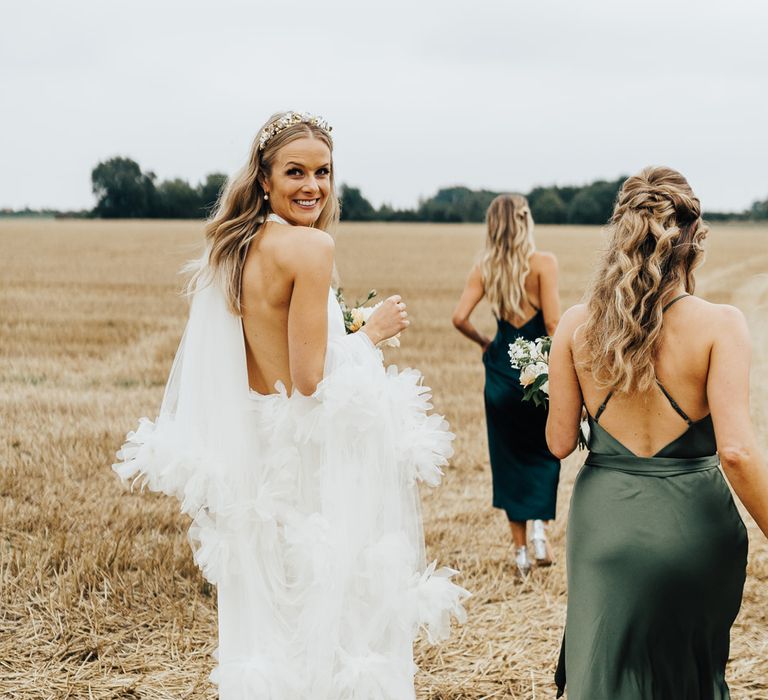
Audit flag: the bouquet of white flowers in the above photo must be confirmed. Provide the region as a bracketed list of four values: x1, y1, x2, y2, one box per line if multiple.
[508, 335, 589, 449]
[508, 336, 551, 407]
[335, 288, 401, 348]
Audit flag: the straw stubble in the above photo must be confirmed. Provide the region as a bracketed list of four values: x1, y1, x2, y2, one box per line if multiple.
[1, 219, 766, 698]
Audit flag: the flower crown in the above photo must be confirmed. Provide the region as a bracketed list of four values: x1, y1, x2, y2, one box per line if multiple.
[258, 112, 333, 151]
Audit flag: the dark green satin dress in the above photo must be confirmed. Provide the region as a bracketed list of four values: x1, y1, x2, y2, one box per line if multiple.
[556, 299, 748, 699]
[483, 308, 560, 521]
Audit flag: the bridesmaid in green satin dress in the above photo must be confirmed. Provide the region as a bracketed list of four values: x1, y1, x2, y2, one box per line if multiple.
[453, 194, 561, 574]
[546, 166, 768, 699]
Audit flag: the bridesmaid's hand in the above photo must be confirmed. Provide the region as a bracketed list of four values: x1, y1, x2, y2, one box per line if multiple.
[362, 295, 409, 345]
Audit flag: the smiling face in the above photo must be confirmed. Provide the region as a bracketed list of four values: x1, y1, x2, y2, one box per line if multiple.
[262, 136, 332, 227]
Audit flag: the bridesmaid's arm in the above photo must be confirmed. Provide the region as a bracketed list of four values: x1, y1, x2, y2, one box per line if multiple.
[452, 264, 492, 351]
[708, 305, 768, 539]
[537, 252, 561, 336]
[546, 305, 586, 459]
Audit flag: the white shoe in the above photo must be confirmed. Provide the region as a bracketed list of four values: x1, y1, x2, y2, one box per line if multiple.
[515, 546, 532, 577]
[531, 519, 552, 566]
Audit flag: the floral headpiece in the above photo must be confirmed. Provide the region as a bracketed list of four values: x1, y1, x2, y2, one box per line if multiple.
[258, 112, 333, 151]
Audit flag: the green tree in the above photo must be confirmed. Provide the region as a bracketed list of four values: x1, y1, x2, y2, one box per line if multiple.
[749, 198, 768, 220]
[567, 190, 603, 224]
[91, 157, 156, 218]
[417, 187, 499, 223]
[585, 178, 623, 222]
[199, 173, 228, 214]
[156, 178, 202, 218]
[530, 189, 567, 224]
[566, 178, 623, 224]
[339, 184, 376, 221]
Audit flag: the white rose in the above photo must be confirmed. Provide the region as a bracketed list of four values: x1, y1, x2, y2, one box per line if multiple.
[349, 307, 365, 332]
[519, 364, 538, 387]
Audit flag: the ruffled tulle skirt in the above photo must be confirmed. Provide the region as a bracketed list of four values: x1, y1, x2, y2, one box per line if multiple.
[115, 357, 468, 699]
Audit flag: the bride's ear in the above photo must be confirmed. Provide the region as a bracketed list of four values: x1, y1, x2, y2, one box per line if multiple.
[257, 175, 270, 198]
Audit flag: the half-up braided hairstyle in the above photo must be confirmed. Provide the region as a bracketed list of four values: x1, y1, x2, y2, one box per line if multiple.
[187, 111, 339, 314]
[480, 194, 536, 320]
[582, 166, 709, 393]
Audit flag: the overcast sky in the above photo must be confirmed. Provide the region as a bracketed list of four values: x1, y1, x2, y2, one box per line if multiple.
[2, 0, 767, 212]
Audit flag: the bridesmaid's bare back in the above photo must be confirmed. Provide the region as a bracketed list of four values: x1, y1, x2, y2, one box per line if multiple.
[500, 251, 556, 328]
[571, 295, 717, 457]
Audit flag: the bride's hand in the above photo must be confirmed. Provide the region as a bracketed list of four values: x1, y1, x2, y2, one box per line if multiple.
[362, 295, 409, 345]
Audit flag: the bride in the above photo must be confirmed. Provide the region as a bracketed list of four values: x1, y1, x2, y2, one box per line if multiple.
[113, 111, 468, 699]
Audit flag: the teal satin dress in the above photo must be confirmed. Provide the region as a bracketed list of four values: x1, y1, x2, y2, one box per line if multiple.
[482, 307, 560, 521]
[556, 297, 748, 699]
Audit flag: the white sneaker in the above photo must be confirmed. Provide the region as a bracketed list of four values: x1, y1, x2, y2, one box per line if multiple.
[531, 519, 552, 566]
[515, 546, 532, 577]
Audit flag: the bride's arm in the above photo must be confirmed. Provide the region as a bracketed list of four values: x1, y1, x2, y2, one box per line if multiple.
[286, 228, 335, 395]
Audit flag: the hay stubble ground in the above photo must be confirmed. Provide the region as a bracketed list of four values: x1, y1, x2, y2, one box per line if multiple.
[1, 219, 767, 699]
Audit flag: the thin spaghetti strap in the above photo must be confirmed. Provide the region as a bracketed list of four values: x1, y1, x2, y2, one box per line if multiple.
[656, 380, 693, 425]
[662, 293, 690, 313]
[594, 392, 613, 423]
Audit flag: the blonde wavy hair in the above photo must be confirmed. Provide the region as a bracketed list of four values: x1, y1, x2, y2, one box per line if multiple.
[188, 111, 340, 314]
[582, 166, 709, 393]
[480, 194, 536, 320]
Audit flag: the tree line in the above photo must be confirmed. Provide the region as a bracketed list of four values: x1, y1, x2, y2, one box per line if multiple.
[90, 157, 227, 219]
[340, 182, 768, 224]
[339, 179, 628, 225]
[3, 156, 767, 223]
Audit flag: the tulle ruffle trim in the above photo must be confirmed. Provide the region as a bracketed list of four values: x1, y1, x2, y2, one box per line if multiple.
[114, 360, 468, 688]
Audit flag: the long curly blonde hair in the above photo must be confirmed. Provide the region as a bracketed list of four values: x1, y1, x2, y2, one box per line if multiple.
[480, 194, 536, 320]
[188, 111, 340, 314]
[582, 166, 709, 393]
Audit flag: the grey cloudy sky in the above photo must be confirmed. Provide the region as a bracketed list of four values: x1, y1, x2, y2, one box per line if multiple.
[2, 0, 767, 212]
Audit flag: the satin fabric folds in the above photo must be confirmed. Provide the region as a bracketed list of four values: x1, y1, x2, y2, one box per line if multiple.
[556, 415, 748, 700]
[113, 280, 469, 700]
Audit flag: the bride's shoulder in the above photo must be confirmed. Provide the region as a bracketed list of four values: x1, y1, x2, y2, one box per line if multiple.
[274, 225, 335, 272]
[275, 223, 333, 246]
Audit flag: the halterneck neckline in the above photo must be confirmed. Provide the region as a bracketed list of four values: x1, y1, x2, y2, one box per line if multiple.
[266, 212, 290, 225]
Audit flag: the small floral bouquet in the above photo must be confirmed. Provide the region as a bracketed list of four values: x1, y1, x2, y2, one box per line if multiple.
[508, 335, 589, 449]
[508, 336, 551, 407]
[335, 288, 401, 348]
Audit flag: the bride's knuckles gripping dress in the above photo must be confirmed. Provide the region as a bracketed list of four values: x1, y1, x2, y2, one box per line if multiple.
[113, 280, 468, 699]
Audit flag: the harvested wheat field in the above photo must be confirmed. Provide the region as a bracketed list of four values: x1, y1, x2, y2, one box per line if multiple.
[1, 218, 767, 699]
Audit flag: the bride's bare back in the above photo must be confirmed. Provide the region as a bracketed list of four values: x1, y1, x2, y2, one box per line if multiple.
[241, 220, 334, 396]
[238, 131, 408, 397]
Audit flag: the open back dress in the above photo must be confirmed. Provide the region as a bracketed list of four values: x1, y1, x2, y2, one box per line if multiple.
[482, 303, 560, 521]
[556, 295, 748, 699]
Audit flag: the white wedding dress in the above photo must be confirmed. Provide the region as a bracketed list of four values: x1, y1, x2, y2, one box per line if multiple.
[113, 254, 469, 698]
